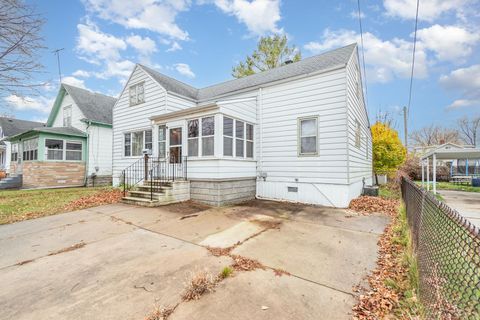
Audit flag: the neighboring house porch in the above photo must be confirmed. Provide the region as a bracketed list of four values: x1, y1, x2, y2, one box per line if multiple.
[7, 127, 87, 189]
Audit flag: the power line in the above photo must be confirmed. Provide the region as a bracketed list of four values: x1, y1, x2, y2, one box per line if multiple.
[407, 0, 420, 117]
[357, 0, 369, 108]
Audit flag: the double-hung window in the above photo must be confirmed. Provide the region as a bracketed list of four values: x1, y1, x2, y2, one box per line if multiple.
[63, 106, 72, 127]
[23, 138, 38, 161]
[202, 116, 215, 156]
[188, 119, 199, 156]
[11, 143, 18, 162]
[299, 117, 318, 155]
[46, 139, 64, 160]
[129, 82, 145, 106]
[223, 117, 234, 156]
[235, 120, 244, 158]
[124, 129, 152, 157]
[66, 141, 82, 160]
[158, 125, 166, 158]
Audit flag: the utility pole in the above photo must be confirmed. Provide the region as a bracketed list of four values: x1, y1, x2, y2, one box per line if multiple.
[52, 48, 65, 83]
[403, 106, 408, 150]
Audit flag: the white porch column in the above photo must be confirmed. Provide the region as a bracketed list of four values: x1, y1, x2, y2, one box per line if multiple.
[433, 153, 437, 194]
[426, 157, 430, 191]
[421, 159, 425, 187]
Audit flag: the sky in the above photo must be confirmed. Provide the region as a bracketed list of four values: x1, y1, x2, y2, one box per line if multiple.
[3, 0, 480, 134]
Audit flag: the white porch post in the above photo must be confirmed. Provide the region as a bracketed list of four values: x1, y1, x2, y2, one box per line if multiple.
[426, 157, 430, 191]
[421, 159, 425, 188]
[433, 153, 437, 194]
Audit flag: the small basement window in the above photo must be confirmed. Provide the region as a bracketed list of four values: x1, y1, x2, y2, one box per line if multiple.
[288, 186, 298, 192]
[299, 117, 318, 155]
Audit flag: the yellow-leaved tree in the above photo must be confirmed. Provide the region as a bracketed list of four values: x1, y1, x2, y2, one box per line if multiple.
[371, 122, 406, 182]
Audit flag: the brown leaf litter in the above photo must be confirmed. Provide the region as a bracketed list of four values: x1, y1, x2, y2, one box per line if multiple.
[349, 196, 399, 217]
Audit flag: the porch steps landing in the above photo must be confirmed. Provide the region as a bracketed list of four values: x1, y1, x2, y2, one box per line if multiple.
[121, 180, 190, 207]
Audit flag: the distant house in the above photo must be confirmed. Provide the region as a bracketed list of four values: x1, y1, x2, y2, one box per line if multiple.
[114, 43, 372, 208]
[5, 84, 116, 189]
[0, 117, 45, 173]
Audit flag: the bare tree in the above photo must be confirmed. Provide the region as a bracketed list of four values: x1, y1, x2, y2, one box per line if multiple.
[0, 0, 45, 99]
[410, 125, 461, 147]
[375, 110, 397, 128]
[458, 116, 480, 147]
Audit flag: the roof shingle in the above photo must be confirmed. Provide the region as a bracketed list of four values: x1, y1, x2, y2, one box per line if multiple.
[0, 117, 45, 137]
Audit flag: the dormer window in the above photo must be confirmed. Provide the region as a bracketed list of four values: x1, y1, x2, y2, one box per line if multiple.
[63, 106, 72, 127]
[129, 82, 145, 106]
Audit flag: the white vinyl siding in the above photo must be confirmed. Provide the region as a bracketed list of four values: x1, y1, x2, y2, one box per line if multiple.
[346, 51, 372, 185]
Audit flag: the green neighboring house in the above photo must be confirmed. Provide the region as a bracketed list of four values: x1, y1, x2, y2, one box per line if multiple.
[5, 83, 116, 189]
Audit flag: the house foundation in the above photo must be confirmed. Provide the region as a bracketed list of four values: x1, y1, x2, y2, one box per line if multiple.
[190, 178, 256, 206]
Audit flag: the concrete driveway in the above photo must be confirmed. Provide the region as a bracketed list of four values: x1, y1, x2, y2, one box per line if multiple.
[438, 190, 480, 228]
[0, 200, 389, 320]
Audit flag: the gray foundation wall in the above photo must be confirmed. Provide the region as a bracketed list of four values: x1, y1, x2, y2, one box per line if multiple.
[190, 178, 256, 206]
[86, 175, 112, 187]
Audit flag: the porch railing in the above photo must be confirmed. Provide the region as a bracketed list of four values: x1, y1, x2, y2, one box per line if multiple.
[122, 155, 188, 199]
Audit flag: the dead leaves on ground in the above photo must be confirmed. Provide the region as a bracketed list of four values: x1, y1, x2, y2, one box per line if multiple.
[349, 196, 399, 217]
[63, 189, 123, 211]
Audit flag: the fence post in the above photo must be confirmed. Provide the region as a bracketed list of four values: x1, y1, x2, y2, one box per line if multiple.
[144, 154, 149, 182]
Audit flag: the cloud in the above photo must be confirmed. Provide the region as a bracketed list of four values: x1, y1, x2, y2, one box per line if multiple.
[212, 0, 282, 35]
[62, 76, 87, 89]
[350, 10, 366, 19]
[304, 29, 428, 83]
[76, 21, 127, 64]
[440, 64, 480, 109]
[383, 0, 473, 21]
[174, 63, 195, 78]
[82, 0, 190, 40]
[167, 41, 182, 52]
[416, 25, 479, 62]
[126, 35, 157, 55]
[72, 70, 92, 78]
[4, 95, 55, 114]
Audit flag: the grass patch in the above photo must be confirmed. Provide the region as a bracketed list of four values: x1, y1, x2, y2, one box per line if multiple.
[219, 266, 233, 279]
[379, 184, 401, 200]
[415, 181, 480, 193]
[0, 187, 120, 225]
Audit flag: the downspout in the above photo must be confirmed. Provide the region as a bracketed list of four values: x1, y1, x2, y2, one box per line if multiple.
[83, 120, 91, 187]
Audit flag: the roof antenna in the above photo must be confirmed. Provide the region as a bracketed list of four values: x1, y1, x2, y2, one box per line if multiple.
[52, 48, 65, 83]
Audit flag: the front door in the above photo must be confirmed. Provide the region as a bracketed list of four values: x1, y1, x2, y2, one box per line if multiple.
[169, 127, 182, 163]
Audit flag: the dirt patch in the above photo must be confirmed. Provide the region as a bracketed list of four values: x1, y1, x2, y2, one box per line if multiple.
[145, 305, 179, 320]
[182, 271, 217, 302]
[47, 242, 86, 256]
[349, 196, 399, 217]
[162, 201, 211, 215]
[273, 268, 291, 277]
[206, 246, 234, 257]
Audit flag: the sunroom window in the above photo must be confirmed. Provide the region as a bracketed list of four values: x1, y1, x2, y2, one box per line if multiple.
[299, 117, 318, 155]
[11, 143, 18, 162]
[235, 120, 244, 157]
[23, 138, 38, 161]
[66, 141, 82, 161]
[246, 124, 254, 158]
[158, 125, 166, 158]
[223, 117, 233, 156]
[188, 119, 199, 156]
[46, 139, 64, 160]
[202, 116, 215, 156]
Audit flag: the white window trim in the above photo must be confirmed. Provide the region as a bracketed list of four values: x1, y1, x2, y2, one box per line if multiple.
[63, 105, 72, 127]
[129, 82, 145, 106]
[45, 138, 84, 162]
[185, 115, 216, 159]
[298, 116, 319, 156]
[221, 114, 254, 160]
[123, 129, 152, 158]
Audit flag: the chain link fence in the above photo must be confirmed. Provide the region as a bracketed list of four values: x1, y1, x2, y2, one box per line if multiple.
[401, 178, 480, 319]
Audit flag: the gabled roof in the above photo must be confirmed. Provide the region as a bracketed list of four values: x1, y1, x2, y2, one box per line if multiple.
[0, 117, 45, 137]
[139, 43, 357, 102]
[47, 84, 117, 126]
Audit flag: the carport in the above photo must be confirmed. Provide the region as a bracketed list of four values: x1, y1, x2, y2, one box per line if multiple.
[421, 148, 480, 194]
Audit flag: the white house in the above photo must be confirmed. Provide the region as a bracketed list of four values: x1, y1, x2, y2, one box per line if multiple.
[113, 44, 372, 207]
[4, 83, 116, 188]
[0, 117, 45, 173]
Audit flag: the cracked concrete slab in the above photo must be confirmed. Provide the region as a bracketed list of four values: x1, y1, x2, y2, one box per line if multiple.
[170, 269, 354, 320]
[199, 221, 264, 248]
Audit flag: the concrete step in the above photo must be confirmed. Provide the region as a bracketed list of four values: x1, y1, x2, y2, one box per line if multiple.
[121, 196, 159, 207]
[128, 190, 164, 199]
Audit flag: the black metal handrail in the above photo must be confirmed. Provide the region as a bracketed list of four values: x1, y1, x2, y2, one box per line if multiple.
[122, 155, 188, 198]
